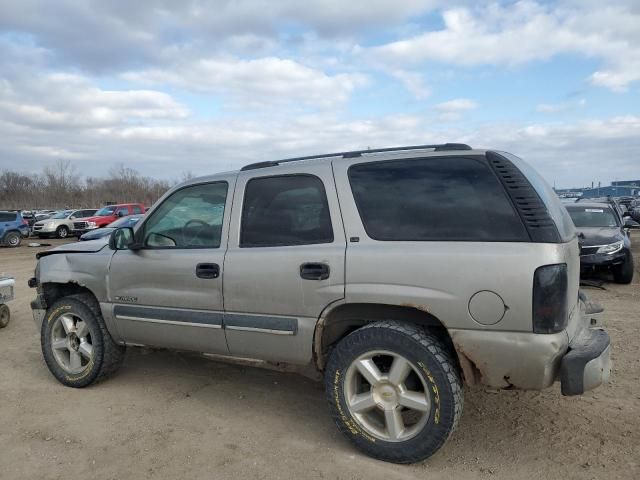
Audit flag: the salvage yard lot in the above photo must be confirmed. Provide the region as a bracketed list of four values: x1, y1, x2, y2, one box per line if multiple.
[0, 238, 638, 480]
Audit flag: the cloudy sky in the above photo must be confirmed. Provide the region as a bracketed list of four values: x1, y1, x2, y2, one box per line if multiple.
[0, 0, 638, 188]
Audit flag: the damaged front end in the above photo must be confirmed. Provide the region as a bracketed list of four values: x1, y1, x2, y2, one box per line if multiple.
[29, 241, 113, 329]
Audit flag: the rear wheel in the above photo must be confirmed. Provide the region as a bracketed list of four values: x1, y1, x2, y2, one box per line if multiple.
[3, 231, 21, 247]
[325, 321, 463, 463]
[55, 226, 69, 239]
[0, 304, 9, 328]
[613, 251, 634, 284]
[41, 294, 125, 387]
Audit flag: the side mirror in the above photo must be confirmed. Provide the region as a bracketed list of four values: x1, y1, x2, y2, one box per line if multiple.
[117, 210, 126, 217]
[109, 227, 141, 250]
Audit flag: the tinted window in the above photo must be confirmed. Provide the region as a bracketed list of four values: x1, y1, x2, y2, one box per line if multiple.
[241, 175, 333, 247]
[0, 212, 17, 222]
[132, 205, 142, 214]
[499, 152, 575, 242]
[78, 210, 97, 218]
[566, 206, 619, 228]
[348, 157, 528, 241]
[143, 182, 227, 248]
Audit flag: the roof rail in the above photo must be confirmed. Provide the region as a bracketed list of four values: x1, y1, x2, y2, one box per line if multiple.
[240, 143, 472, 171]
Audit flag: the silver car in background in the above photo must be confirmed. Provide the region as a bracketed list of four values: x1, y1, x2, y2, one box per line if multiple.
[32, 209, 97, 239]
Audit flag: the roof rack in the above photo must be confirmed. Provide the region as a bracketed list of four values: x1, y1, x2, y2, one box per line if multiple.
[240, 143, 472, 171]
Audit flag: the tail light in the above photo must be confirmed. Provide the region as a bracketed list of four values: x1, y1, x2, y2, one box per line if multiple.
[532, 264, 568, 334]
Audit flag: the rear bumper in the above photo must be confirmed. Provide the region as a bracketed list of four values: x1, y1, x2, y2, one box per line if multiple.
[451, 302, 610, 395]
[560, 328, 610, 395]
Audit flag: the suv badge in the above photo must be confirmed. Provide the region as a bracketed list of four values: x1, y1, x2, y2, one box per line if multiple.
[115, 295, 138, 303]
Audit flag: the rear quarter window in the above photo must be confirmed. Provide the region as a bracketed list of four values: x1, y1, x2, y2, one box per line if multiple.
[348, 156, 529, 242]
[0, 212, 17, 222]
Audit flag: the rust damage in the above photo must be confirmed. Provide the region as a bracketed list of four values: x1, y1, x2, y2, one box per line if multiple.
[454, 342, 483, 386]
[400, 303, 432, 314]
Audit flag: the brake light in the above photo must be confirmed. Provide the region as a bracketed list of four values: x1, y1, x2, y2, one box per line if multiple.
[532, 264, 568, 334]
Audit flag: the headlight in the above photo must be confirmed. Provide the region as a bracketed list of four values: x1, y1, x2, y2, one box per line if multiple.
[87, 221, 97, 228]
[597, 241, 623, 254]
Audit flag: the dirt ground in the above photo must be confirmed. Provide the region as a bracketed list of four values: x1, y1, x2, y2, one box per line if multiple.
[0, 237, 638, 480]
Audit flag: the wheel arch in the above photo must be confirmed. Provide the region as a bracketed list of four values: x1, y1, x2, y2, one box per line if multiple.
[313, 302, 472, 383]
[41, 281, 100, 309]
[2, 229, 22, 241]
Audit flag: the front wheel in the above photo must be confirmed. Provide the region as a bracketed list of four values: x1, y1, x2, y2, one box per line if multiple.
[41, 294, 125, 387]
[325, 321, 463, 463]
[56, 226, 69, 239]
[613, 251, 634, 284]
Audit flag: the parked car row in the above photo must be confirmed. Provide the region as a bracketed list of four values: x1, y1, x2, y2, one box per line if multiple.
[0, 203, 145, 247]
[564, 200, 639, 283]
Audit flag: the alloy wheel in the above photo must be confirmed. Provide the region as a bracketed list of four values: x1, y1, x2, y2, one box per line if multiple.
[344, 350, 431, 442]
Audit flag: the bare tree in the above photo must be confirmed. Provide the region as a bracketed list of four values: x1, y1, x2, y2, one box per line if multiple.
[0, 161, 172, 211]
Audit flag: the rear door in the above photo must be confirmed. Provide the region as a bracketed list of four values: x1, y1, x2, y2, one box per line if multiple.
[223, 162, 346, 364]
[108, 175, 235, 353]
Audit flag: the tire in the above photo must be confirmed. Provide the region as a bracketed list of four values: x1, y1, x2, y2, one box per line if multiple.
[3, 231, 21, 248]
[0, 304, 9, 328]
[41, 293, 125, 387]
[613, 251, 634, 284]
[55, 226, 69, 239]
[325, 321, 463, 463]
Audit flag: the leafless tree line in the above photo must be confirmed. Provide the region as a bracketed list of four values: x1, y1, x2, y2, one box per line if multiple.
[0, 159, 188, 210]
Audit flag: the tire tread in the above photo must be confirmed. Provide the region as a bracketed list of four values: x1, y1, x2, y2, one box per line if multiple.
[325, 320, 463, 463]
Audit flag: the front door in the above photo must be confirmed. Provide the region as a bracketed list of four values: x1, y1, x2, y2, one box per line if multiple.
[223, 162, 346, 364]
[108, 176, 234, 354]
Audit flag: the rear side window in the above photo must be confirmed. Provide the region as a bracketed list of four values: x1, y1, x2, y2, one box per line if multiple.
[132, 205, 142, 214]
[348, 157, 529, 241]
[241, 175, 334, 247]
[0, 212, 17, 222]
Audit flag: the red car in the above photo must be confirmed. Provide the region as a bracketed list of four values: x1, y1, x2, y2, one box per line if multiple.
[73, 203, 144, 236]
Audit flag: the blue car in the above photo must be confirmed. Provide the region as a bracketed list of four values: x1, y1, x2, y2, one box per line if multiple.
[0, 211, 30, 247]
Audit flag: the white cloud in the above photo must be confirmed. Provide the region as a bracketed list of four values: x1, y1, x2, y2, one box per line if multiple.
[390, 70, 431, 99]
[123, 56, 368, 108]
[434, 98, 478, 121]
[0, 0, 437, 72]
[2, 66, 637, 189]
[0, 69, 188, 131]
[369, 1, 640, 92]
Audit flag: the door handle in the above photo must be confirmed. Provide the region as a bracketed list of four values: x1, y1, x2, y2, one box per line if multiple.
[300, 262, 330, 280]
[196, 263, 220, 279]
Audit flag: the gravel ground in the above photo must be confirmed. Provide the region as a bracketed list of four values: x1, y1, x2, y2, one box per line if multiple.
[0, 237, 638, 480]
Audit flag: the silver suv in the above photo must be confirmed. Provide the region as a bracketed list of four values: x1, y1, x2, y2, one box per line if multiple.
[30, 144, 611, 463]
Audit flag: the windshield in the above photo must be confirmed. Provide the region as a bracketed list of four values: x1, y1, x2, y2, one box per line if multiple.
[95, 206, 116, 216]
[567, 206, 619, 228]
[50, 211, 70, 219]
